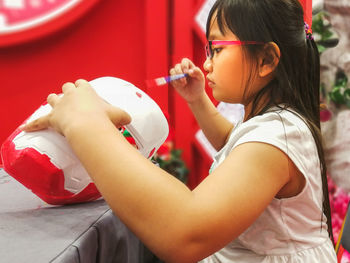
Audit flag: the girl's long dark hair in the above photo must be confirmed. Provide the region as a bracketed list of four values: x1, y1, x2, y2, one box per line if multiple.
[206, 0, 333, 242]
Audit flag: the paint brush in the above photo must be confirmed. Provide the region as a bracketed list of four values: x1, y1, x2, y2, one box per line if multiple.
[146, 73, 188, 88]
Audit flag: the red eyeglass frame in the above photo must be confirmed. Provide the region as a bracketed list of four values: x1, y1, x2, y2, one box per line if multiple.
[205, 40, 265, 59]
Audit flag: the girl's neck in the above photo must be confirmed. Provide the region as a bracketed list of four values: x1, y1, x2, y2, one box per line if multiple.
[243, 93, 271, 122]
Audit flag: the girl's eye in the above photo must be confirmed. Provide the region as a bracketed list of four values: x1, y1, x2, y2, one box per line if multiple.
[213, 47, 223, 55]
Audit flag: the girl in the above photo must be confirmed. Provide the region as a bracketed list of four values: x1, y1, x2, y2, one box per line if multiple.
[23, 0, 337, 262]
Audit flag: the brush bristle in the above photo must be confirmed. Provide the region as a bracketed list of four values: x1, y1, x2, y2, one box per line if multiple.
[155, 78, 167, 86]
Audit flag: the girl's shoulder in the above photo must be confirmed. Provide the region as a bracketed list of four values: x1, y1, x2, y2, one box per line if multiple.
[220, 106, 318, 175]
[251, 106, 307, 127]
[233, 106, 312, 143]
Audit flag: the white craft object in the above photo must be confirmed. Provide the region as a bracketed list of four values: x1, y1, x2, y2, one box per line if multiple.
[1, 77, 169, 204]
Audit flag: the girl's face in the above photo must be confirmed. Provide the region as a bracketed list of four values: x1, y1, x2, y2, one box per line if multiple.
[203, 17, 259, 104]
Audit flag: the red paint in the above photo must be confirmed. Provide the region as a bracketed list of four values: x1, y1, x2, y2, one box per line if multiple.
[1, 128, 101, 205]
[148, 147, 156, 159]
[136, 92, 142, 99]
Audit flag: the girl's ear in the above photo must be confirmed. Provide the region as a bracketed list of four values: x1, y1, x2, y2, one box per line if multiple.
[258, 42, 281, 77]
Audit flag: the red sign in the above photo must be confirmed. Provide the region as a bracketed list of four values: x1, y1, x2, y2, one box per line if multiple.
[0, 0, 100, 47]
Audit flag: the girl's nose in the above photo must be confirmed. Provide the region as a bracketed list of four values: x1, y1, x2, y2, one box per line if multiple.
[203, 58, 213, 73]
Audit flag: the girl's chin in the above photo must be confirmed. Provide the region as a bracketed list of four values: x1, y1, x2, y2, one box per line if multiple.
[211, 91, 221, 102]
[212, 92, 242, 104]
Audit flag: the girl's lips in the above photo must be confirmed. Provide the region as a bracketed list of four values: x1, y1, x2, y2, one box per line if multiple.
[207, 79, 215, 88]
[207, 76, 215, 86]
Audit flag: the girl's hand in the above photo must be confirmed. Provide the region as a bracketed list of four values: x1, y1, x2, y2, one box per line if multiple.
[170, 58, 205, 104]
[21, 79, 131, 136]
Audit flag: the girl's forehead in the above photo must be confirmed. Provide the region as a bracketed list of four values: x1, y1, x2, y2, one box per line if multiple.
[208, 18, 238, 41]
[208, 20, 238, 40]
[208, 14, 221, 38]
[208, 30, 223, 40]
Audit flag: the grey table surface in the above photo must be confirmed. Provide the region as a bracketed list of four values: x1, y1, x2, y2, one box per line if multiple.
[0, 168, 145, 263]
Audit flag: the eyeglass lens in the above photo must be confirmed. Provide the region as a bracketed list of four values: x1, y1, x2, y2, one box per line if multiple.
[205, 41, 213, 59]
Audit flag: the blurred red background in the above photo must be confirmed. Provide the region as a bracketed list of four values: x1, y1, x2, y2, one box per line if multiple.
[0, 0, 311, 188]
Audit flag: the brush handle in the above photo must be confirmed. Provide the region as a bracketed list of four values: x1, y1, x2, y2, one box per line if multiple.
[146, 73, 189, 87]
[165, 73, 188, 83]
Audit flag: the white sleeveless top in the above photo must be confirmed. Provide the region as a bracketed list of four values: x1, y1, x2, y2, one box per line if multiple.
[200, 108, 336, 263]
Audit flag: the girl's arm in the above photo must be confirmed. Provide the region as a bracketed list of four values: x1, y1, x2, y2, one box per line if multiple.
[187, 92, 234, 150]
[23, 80, 291, 263]
[65, 119, 291, 263]
[170, 58, 233, 151]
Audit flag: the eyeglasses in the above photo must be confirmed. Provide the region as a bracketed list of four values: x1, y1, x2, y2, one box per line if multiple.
[205, 40, 265, 59]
